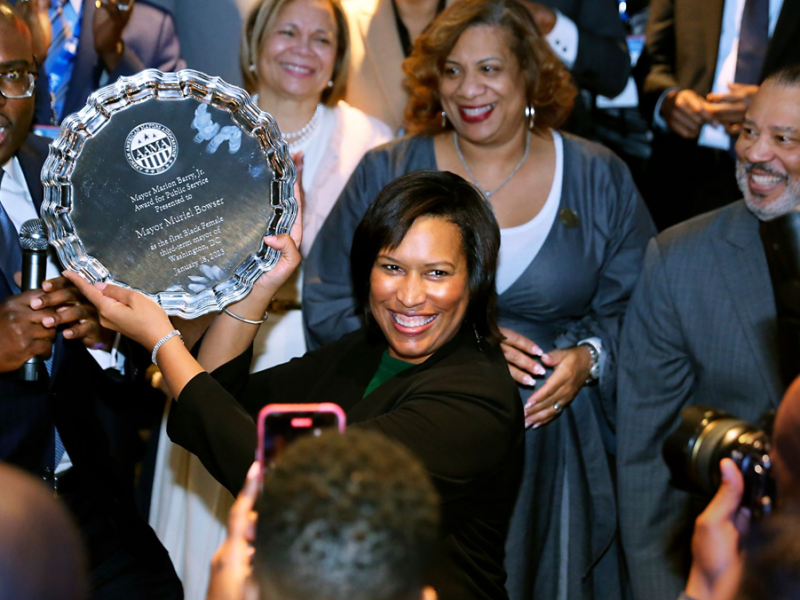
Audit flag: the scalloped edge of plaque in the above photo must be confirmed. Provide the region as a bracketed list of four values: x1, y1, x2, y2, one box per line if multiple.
[41, 68, 297, 319]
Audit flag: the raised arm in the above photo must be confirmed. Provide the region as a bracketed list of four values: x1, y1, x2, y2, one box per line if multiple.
[64, 230, 302, 400]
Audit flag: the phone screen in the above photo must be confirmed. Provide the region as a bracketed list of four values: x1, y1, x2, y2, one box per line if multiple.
[256, 403, 346, 477]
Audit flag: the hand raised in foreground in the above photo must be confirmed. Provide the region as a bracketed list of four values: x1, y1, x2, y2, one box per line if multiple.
[207, 462, 259, 600]
[685, 459, 749, 600]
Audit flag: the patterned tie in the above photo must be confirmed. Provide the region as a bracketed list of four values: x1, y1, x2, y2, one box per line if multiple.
[44, 0, 80, 122]
[735, 0, 770, 85]
[0, 169, 23, 293]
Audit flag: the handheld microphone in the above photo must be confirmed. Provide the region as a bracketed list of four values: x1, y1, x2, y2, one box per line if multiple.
[18, 219, 49, 382]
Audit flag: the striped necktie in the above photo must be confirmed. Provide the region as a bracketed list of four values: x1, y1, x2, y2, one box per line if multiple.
[44, 0, 80, 122]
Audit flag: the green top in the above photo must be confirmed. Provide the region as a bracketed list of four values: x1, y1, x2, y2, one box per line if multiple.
[362, 350, 416, 397]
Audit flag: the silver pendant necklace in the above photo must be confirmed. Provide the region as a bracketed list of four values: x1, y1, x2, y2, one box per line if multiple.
[454, 130, 531, 198]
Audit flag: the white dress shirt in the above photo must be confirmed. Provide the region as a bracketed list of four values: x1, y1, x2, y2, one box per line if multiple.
[546, 11, 579, 70]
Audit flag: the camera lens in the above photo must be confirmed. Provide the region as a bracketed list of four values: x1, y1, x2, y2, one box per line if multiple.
[663, 405, 774, 516]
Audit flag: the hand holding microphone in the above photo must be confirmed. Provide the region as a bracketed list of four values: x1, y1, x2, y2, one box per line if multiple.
[0, 219, 109, 377]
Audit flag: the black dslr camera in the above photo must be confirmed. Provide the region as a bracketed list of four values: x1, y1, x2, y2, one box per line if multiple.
[663, 405, 776, 518]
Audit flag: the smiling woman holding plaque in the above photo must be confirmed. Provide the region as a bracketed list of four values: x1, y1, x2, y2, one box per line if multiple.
[67, 170, 523, 600]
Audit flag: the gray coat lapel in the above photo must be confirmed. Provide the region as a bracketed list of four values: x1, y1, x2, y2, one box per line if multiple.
[713, 204, 783, 406]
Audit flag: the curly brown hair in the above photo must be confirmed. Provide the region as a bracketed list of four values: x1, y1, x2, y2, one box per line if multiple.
[403, 0, 576, 136]
[239, 0, 350, 107]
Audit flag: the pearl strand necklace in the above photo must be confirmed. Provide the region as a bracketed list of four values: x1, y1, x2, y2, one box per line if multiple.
[283, 103, 324, 151]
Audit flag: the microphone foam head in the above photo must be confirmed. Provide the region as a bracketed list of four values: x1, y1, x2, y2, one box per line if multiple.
[19, 219, 49, 252]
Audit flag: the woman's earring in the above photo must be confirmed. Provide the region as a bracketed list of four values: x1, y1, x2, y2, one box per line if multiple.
[248, 64, 257, 74]
[473, 323, 483, 349]
[441, 110, 447, 128]
[327, 80, 334, 88]
[524, 104, 535, 130]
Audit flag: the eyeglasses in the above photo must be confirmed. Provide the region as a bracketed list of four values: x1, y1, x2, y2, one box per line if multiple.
[0, 71, 37, 99]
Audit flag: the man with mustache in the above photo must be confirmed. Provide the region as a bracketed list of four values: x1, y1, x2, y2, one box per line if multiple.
[616, 64, 800, 600]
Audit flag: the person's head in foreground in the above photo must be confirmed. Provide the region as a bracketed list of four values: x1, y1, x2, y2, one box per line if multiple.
[0, 463, 87, 600]
[771, 372, 800, 513]
[735, 64, 800, 221]
[735, 513, 800, 600]
[403, 0, 575, 140]
[252, 429, 441, 600]
[351, 169, 502, 362]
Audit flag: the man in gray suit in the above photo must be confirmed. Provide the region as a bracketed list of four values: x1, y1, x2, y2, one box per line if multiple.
[616, 64, 800, 600]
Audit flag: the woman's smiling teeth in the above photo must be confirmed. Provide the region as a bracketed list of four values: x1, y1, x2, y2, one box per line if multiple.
[391, 312, 437, 328]
[460, 103, 496, 117]
[282, 63, 313, 75]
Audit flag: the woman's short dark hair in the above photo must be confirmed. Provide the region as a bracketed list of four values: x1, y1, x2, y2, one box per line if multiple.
[350, 171, 502, 346]
[403, 0, 576, 136]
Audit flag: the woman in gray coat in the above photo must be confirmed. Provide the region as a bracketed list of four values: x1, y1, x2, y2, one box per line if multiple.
[302, 0, 656, 598]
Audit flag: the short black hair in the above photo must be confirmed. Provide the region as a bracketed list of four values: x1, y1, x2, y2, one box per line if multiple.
[737, 513, 800, 600]
[350, 170, 502, 345]
[253, 429, 440, 600]
[765, 63, 800, 88]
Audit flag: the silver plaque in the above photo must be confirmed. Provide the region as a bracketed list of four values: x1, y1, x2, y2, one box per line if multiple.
[41, 69, 297, 319]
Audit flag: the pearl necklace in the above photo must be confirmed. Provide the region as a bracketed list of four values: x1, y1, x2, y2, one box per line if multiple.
[282, 103, 324, 151]
[454, 130, 531, 198]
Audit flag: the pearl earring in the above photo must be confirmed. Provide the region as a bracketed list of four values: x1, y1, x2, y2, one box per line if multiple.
[327, 80, 334, 88]
[249, 64, 257, 74]
[441, 110, 447, 128]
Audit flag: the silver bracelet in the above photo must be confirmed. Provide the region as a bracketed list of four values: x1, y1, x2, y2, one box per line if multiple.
[223, 307, 268, 325]
[151, 330, 183, 367]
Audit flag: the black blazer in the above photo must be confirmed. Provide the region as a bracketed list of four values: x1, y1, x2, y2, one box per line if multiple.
[641, 0, 800, 119]
[168, 325, 524, 600]
[547, 0, 632, 98]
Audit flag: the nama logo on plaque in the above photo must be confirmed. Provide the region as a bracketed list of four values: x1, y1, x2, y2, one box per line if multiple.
[125, 123, 179, 175]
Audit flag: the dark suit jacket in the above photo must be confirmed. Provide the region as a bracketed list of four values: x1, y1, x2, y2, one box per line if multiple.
[547, 0, 631, 99]
[33, 0, 185, 124]
[641, 0, 800, 120]
[0, 136, 144, 502]
[616, 201, 784, 600]
[168, 325, 524, 600]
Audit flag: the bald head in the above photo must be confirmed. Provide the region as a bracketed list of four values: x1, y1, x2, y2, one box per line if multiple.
[0, 1, 28, 36]
[0, 463, 87, 600]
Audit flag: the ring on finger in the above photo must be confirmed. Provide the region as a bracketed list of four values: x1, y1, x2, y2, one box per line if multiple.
[553, 402, 563, 415]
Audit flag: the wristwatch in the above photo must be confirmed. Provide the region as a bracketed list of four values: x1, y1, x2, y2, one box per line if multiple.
[577, 338, 601, 385]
